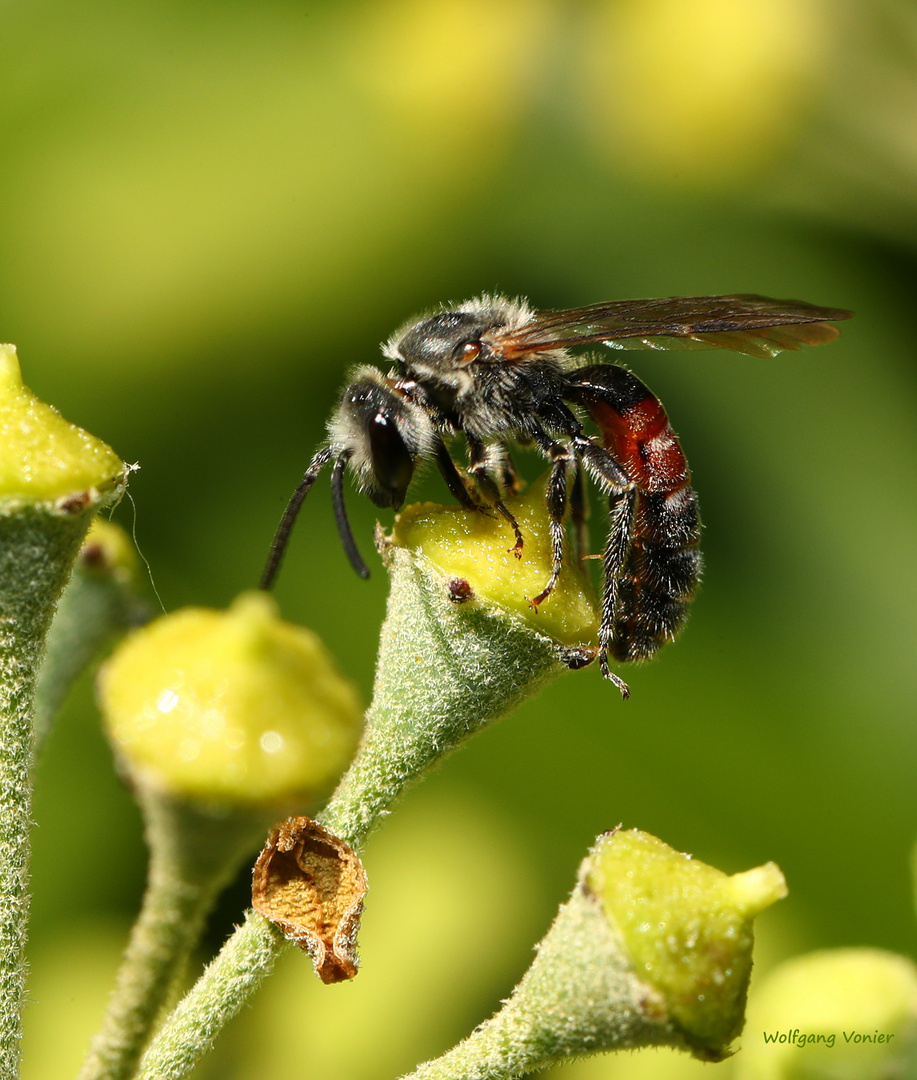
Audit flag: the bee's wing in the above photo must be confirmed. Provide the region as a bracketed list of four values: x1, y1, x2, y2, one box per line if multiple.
[491, 295, 852, 360]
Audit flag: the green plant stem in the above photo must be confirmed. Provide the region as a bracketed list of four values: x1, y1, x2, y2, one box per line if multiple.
[402, 885, 685, 1080]
[0, 505, 96, 1080]
[133, 912, 284, 1080]
[134, 543, 566, 1080]
[79, 795, 276, 1080]
[319, 544, 562, 847]
[32, 542, 144, 756]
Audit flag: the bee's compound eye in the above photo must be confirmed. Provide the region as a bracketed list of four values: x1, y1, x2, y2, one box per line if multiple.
[459, 341, 481, 364]
[367, 411, 414, 508]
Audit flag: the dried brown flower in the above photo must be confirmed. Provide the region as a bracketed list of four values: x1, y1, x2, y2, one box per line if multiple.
[252, 817, 367, 984]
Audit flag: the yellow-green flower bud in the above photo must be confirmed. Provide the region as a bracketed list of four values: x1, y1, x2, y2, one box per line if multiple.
[78, 517, 140, 583]
[99, 591, 362, 808]
[391, 478, 599, 648]
[589, 828, 788, 1055]
[0, 343, 123, 505]
[2, 347, 127, 1080]
[322, 481, 597, 848]
[738, 949, 917, 1080]
[406, 827, 786, 1080]
[33, 518, 148, 755]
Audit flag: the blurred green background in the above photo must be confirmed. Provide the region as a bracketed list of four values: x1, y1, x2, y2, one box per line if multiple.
[6, 0, 916, 1076]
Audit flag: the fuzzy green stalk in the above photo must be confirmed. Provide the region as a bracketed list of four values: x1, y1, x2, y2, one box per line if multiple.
[33, 521, 145, 756]
[134, 527, 582, 1080]
[83, 591, 360, 1080]
[403, 885, 686, 1080]
[0, 504, 101, 1077]
[318, 542, 565, 847]
[133, 911, 284, 1080]
[1, 341, 125, 1076]
[78, 794, 277, 1080]
[403, 830, 788, 1079]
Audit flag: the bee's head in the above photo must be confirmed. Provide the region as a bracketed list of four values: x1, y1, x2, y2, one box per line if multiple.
[328, 367, 433, 509]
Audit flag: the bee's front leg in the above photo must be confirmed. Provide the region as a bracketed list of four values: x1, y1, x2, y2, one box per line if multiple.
[490, 443, 524, 498]
[466, 435, 525, 557]
[433, 436, 479, 510]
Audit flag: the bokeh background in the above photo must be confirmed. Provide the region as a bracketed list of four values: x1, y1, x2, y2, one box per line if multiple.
[6, 0, 917, 1077]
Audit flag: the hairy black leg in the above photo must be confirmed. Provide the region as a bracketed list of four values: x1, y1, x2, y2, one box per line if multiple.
[471, 443, 523, 503]
[467, 436, 525, 557]
[433, 436, 478, 509]
[572, 435, 636, 695]
[496, 447, 523, 497]
[598, 490, 636, 696]
[570, 456, 590, 564]
[528, 428, 576, 608]
[573, 434, 632, 492]
[260, 445, 335, 590]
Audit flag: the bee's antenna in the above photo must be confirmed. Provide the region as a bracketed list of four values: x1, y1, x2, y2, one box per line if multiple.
[260, 446, 335, 590]
[331, 450, 371, 580]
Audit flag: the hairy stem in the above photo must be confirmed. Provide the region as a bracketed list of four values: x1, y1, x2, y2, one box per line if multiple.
[133, 912, 283, 1080]
[0, 506, 96, 1078]
[79, 796, 270, 1080]
[402, 887, 682, 1080]
[319, 544, 562, 847]
[134, 543, 566, 1080]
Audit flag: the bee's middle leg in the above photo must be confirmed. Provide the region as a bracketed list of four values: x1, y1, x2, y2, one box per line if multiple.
[529, 433, 577, 608]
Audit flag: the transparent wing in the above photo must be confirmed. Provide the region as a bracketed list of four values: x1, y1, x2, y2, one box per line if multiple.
[490, 294, 852, 360]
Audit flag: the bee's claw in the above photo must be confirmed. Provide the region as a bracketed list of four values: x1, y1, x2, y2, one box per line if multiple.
[599, 651, 630, 698]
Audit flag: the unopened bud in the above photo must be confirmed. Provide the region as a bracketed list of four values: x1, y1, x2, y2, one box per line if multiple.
[407, 828, 786, 1079]
[0, 343, 123, 505]
[322, 481, 593, 848]
[588, 828, 787, 1056]
[391, 477, 599, 648]
[99, 592, 362, 808]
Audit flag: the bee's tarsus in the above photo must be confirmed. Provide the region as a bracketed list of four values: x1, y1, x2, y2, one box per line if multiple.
[600, 653, 631, 698]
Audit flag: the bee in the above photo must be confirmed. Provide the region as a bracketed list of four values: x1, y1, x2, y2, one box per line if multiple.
[261, 293, 851, 695]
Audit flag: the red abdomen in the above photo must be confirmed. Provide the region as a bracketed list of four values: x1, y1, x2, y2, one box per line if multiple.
[587, 394, 690, 495]
[571, 364, 702, 662]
